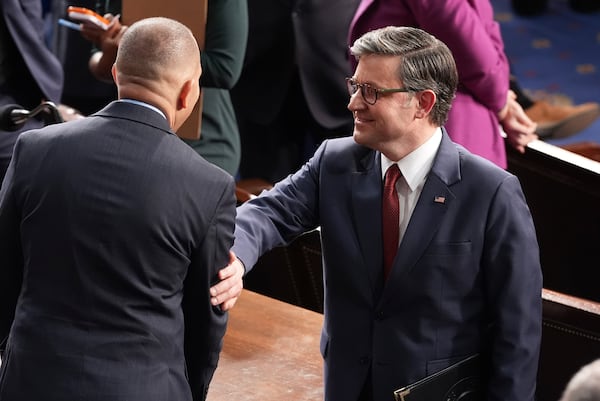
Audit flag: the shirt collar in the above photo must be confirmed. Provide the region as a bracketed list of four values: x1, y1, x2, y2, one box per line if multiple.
[118, 99, 167, 120]
[381, 127, 442, 192]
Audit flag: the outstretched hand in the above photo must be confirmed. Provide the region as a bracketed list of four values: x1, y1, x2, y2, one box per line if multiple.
[210, 251, 245, 311]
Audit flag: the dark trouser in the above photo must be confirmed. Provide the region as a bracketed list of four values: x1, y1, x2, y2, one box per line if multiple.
[357, 369, 373, 401]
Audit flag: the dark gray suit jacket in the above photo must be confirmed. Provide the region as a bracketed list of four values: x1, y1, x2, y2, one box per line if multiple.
[0, 101, 236, 401]
[233, 130, 542, 401]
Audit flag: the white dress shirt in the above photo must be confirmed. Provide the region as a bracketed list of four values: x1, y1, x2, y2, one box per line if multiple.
[381, 127, 442, 245]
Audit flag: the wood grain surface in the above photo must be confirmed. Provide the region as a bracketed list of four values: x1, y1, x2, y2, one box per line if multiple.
[207, 290, 324, 400]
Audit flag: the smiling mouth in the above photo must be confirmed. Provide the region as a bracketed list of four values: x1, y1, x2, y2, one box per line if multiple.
[354, 116, 372, 124]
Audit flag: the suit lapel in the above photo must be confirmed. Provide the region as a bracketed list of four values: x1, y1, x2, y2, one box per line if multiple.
[381, 130, 462, 299]
[351, 149, 384, 295]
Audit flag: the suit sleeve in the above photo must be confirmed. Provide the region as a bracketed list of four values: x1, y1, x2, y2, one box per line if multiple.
[406, 0, 509, 114]
[483, 175, 542, 401]
[200, 0, 248, 89]
[0, 139, 24, 354]
[182, 178, 236, 400]
[232, 139, 324, 271]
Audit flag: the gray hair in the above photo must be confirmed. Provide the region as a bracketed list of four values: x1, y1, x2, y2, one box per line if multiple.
[560, 359, 600, 401]
[350, 26, 458, 127]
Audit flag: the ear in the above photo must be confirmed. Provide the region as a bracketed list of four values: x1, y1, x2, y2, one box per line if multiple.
[176, 80, 193, 111]
[111, 64, 118, 84]
[415, 90, 436, 118]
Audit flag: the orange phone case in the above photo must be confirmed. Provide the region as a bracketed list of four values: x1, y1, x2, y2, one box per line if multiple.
[67, 6, 110, 29]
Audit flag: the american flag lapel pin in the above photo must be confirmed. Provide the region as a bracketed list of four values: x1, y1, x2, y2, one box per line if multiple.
[434, 196, 446, 204]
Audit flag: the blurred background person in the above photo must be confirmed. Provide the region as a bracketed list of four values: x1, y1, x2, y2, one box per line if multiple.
[48, 0, 118, 116]
[0, 0, 68, 182]
[231, 0, 360, 183]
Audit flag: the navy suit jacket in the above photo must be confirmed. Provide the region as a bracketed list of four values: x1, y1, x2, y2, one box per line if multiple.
[0, 101, 236, 401]
[233, 130, 542, 401]
[0, 0, 64, 181]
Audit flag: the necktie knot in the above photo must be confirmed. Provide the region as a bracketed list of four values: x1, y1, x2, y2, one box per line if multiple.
[384, 164, 401, 189]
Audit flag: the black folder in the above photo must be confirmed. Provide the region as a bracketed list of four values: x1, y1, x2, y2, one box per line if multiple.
[393, 354, 484, 401]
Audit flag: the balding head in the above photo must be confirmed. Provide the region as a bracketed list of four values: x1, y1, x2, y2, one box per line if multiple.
[113, 17, 201, 130]
[560, 359, 600, 401]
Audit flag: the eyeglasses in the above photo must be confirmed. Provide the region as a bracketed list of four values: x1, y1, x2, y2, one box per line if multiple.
[346, 78, 411, 105]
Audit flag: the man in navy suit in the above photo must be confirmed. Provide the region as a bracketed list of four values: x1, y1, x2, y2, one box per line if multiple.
[0, 0, 64, 183]
[228, 26, 542, 400]
[0, 17, 236, 401]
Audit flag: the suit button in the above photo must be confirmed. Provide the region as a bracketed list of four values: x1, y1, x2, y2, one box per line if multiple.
[375, 310, 385, 320]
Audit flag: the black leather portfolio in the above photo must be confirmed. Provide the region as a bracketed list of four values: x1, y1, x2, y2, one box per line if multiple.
[393, 354, 484, 401]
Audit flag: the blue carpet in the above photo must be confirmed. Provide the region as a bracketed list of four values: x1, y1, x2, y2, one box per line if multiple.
[491, 0, 600, 146]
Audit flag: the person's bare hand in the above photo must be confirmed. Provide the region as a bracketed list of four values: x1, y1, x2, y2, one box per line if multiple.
[209, 251, 245, 311]
[57, 104, 84, 122]
[500, 90, 538, 153]
[84, 16, 128, 82]
[80, 13, 122, 46]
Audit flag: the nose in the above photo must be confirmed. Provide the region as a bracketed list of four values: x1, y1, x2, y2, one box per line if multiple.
[347, 90, 364, 112]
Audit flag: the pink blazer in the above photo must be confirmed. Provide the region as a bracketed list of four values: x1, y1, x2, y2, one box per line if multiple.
[349, 0, 510, 168]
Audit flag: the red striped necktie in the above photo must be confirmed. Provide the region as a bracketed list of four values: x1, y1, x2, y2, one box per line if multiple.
[382, 164, 401, 280]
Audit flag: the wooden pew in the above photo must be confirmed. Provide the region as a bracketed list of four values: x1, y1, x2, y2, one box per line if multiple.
[537, 288, 600, 401]
[243, 228, 324, 314]
[506, 139, 600, 302]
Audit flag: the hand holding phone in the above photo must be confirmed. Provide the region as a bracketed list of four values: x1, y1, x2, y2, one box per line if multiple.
[67, 6, 110, 30]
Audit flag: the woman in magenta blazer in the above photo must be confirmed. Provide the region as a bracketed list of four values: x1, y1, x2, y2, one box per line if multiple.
[349, 0, 537, 168]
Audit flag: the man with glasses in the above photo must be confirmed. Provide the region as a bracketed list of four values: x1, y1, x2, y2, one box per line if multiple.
[217, 26, 542, 401]
[349, 0, 538, 170]
[346, 78, 413, 105]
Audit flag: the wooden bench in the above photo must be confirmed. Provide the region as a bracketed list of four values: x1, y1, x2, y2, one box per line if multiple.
[507, 140, 600, 302]
[243, 228, 324, 314]
[537, 288, 600, 401]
